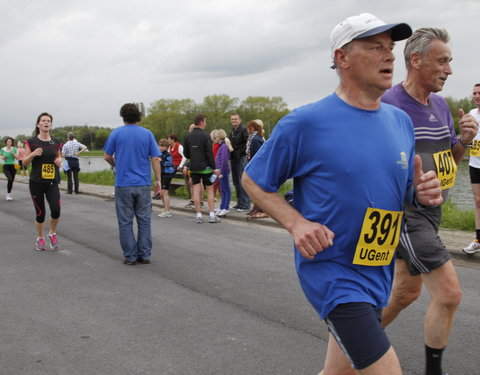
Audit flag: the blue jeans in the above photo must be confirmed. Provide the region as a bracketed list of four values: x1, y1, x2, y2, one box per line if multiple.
[230, 156, 250, 209]
[115, 185, 152, 262]
[219, 170, 231, 210]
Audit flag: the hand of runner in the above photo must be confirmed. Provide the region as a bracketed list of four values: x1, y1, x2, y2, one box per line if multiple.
[413, 155, 443, 206]
[291, 219, 335, 260]
[458, 108, 478, 144]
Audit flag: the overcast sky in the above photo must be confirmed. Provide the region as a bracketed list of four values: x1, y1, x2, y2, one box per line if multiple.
[1, 0, 479, 137]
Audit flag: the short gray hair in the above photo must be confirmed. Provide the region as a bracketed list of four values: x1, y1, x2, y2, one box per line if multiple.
[67, 132, 74, 140]
[404, 27, 450, 68]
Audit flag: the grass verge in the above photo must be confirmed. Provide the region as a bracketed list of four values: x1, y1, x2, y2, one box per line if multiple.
[77, 171, 473, 231]
[440, 199, 475, 231]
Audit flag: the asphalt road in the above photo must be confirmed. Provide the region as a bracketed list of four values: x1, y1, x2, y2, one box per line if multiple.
[0, 183, 479, 375]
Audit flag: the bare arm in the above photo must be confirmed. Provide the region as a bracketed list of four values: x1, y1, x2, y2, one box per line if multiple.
[104, 152, 115, 167]
[151, 156, 161, 195]
[242, 172, 334, 260]
[22, 144, 42, 167]
[54, 148, 62, 167]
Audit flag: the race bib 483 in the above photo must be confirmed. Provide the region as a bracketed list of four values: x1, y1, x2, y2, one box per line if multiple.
[353, 207, 403, 266]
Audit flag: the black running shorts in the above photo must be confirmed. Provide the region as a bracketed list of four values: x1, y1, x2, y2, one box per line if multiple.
[325, 302, 391, 370]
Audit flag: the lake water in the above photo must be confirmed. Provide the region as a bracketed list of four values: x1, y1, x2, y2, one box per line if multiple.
[448, 160, 474, 210]
[78, 156, 111, 173]
[77, 158, 477, 210]
[69, 157, 478, 211]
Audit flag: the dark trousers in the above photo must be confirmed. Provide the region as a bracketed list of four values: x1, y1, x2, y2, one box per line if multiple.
[230, 156, 250, 209]
[66, 158, 80, 193]
[3, 164, 16, 193]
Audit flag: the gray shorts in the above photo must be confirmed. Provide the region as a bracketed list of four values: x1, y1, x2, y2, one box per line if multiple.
[397, 205, 451, 276]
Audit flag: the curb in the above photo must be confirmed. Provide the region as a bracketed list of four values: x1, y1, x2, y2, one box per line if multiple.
[4, 176, 480, 264]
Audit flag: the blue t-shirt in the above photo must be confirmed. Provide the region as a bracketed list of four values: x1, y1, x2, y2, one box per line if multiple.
[104, 124, 160, 187]
[161, 150, 175, 174]
[245, 93, 415, 318]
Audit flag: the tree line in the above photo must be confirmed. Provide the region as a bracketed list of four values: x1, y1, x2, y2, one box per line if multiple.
[2, 94, 476, 150]
[141, 94, 289, 141]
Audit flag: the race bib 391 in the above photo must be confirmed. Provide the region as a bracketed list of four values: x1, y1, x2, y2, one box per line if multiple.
[353, 207, 403, 266]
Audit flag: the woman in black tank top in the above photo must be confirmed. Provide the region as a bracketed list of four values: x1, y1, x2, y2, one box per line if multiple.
[22, 113, 63, 251]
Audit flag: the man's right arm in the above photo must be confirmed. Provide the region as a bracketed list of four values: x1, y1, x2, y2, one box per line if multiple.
[242, 172, 335, 260]
[151, 156, 161, 195]
[104, 152, 115, 167]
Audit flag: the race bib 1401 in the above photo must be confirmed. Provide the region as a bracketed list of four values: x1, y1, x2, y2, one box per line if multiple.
[433, 149, 457, 190]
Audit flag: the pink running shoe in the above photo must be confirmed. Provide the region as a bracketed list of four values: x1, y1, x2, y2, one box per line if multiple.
[35, 238, 46, 251]
[48, 233, 59, 250]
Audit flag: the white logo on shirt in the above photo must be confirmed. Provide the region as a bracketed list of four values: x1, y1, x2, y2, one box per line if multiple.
[429, 114, 438, 122]
[396, 152, 408, 169]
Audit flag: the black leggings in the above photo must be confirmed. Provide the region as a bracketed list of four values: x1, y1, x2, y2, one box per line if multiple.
[29, 181, 61, 223]
[3, 164, 16, 193]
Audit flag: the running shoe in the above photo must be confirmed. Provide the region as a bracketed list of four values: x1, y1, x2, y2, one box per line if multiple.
[35, 238, 46, 251]
[463, 239, 480, 254]
[48, 233, 59, 250]
[195, 216, 204, 223]
[184, 201, 195, 208]
[217, 209, 229, 217]
[6, 193, 12, 201]
[208, 216, 221, 223]
[158, 212, 172, 218]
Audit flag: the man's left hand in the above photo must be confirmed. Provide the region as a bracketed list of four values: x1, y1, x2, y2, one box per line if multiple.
[413, 155, 443, 206]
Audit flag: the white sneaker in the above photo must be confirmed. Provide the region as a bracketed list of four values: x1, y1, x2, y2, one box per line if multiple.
[5, 193, 12, 201]
[158, 212, 173, 218]
[217, 209, 229, 217]
[208, 215, 221, 223]
[463, 239, 480, 254]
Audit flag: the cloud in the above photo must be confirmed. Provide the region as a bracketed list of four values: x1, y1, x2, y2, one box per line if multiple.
[1, 0, 480, 137]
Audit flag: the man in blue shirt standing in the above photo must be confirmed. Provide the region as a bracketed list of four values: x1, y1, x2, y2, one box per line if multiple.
[104, 103, 161, 265]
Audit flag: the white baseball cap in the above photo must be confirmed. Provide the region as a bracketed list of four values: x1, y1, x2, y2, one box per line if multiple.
[330, 13, 412, 68]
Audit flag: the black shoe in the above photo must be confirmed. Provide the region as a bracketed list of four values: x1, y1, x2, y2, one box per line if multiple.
[75, 191, 81, 194]
[67, 191, 72, 194]
[123, 259, 137, 265]
[136, 259, 151, 264]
